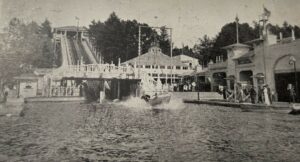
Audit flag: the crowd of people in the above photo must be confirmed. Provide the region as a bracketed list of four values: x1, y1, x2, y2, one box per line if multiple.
[218, 83, 280, 105]
[173, 81, 197, 92]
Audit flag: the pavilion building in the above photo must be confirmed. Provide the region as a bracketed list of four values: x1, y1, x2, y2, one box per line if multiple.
[122, 43, 204, 84]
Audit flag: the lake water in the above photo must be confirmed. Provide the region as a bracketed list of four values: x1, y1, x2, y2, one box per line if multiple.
[0, 98, 300, 162]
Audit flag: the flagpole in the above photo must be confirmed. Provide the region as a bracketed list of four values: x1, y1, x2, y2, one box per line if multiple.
[138, 26, 141, 78]
[236, 15, 239, 44]
[261, 5, 270, 84]
[76, 17, 79, 41]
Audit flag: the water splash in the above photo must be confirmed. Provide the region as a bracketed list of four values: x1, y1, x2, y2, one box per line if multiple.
[152, 97, 185, 110]
[116, 95, 185, 111]
[116, 96, 152, 111]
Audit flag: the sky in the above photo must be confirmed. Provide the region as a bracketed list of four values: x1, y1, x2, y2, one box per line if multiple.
[1, 0, 300, 47]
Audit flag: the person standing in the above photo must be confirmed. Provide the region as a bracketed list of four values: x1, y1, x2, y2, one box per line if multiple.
[257, 86, 263, 103]
[188, 83, 192, 91]
[249, 86, 257, 104]
[267, 86, 272, 104]
[287, 84, 296, 103]
[183, 84, 188, 92]
[192, 81, 196, 92]
[222, 86, 227, 100]
[263, 84, 271, 105]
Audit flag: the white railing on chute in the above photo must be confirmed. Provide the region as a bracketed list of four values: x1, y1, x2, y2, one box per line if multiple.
[50, 86, 80, 97]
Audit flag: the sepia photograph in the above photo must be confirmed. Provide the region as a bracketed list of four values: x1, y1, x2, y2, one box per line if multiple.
[0, 0, 300, 161]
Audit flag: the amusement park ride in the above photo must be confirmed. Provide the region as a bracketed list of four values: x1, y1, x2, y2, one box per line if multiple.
[43, 25, 173, 107]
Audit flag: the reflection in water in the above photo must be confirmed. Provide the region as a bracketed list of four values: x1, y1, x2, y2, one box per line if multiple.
[0, 101, 299, 161]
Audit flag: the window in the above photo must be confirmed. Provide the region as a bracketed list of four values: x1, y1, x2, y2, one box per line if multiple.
[137, 65, 143, 68]
[167, 66, 172, 69]
[238, 59, 252, 65]
[160, 74, 166, 77]
[176, 66, 181, 70]
[145, 65, 151, 68]
[183, 66, 188, 70]
[152, 65, 158, 69]
[152, 73, 158, 77]
[160, 65, 165, 69]
[25, 85, 32, 89]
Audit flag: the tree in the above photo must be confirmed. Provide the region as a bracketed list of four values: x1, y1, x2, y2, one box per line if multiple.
[88, 12, 166, 64]
[193, 35, 214, 67]
[267, 21, 300, 39]
[211, 22, 258, 61]
[0, 18, 56, 87]
[158, 26, 171, 55]
[40, 19, 52, 38]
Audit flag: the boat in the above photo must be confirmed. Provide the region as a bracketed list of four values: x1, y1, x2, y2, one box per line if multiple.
[289, 103, 300, 115]
[138, 71, 172, 107]
[141, 92, 171, 107]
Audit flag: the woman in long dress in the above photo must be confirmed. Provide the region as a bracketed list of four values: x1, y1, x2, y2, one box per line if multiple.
[263, 85, 271, 105]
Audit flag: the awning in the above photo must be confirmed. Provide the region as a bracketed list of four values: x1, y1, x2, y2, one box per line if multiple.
[232, 51, 254, 60]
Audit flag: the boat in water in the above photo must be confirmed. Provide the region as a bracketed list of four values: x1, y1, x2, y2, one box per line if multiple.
[289, 103, 300, 115]
[139, 73, 172, 107]
[141, 92, 171, 107]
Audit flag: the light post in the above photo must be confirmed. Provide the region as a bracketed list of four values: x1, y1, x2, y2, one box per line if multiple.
[289, 55, 298, 101]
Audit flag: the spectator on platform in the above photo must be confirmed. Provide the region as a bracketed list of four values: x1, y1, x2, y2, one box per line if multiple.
[222, 86, 227, 100]
[263, 84, 271, 105]
[191, 81, 196, 92]
[267, 85, 272, 104]
[271, 89, 276, 102]
[242, 86, 250, 102]
[183, 84, 188, 92]
[257, 86, 263, 103]
[287, 84, 296, 103]
[173, 82, 178, 91]
[235, 83, 243, 103]
[188, 83, 192, 91]
[249, 86, 257, 104]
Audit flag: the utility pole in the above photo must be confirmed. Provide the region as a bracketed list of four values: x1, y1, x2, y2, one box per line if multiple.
[138, 26, 141, 78]
[170, 28, 173, 85]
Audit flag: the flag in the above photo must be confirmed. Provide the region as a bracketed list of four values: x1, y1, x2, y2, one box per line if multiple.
[75, 16, 79, 20]
[263, 6, 271, 18]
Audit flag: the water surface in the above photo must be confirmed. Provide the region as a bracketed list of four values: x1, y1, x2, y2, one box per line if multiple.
[0, 100, 299, 161]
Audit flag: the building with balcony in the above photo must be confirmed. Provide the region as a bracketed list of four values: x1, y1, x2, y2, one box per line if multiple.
[122, 43, 201, 84]
[208, 27, 300, 102]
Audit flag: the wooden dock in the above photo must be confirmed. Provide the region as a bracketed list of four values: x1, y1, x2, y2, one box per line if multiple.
[184, 99, 292, 113]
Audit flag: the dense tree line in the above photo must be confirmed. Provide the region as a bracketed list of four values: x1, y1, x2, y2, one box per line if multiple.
[88, 12, 171, 64]
[89, 12, 300, 68]
[0, 18, 57, 86]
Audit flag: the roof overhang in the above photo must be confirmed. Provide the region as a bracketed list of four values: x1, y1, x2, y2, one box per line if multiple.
[222, 43, 251, 50]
